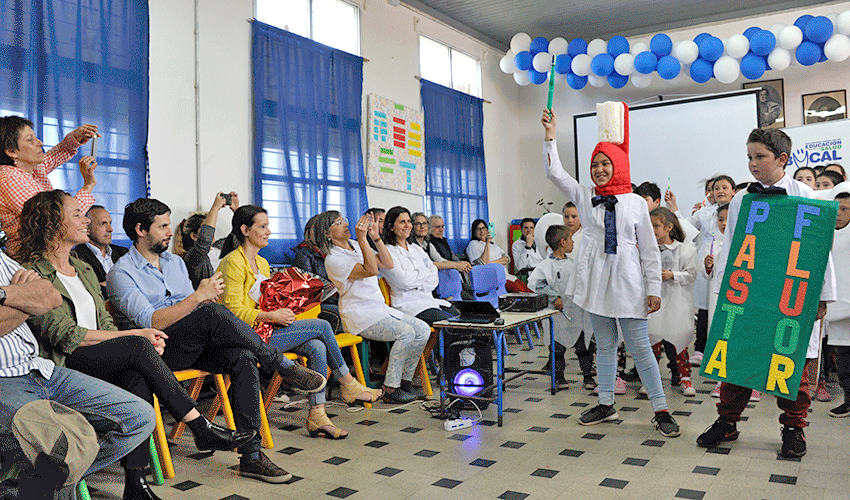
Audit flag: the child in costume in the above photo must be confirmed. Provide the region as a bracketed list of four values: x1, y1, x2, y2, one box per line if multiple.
[644, 207, 697, 397]
[542, 104, 679, 437]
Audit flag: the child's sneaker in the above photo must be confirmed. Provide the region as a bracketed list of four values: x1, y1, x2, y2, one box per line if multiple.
[615, 377, 627, 395]
[652, 411, 680, 437]
[697, 418, 739, 448]
[638, 385, 647, 395]
[578, 404, 619, 425]
[829, 401, 850, 417]
[750, 390, 761, 402]
[583, 376, 597, 390]
[681, 379, 696, 396]
[779, 425, 806, 458]
[555, 377, 570, 391]
[815, 381, 833, 402]
[710, 381, 721, 398]
[690, 351, 703, 366]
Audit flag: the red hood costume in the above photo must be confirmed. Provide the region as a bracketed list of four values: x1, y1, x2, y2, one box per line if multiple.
[590, 101, 631, 254]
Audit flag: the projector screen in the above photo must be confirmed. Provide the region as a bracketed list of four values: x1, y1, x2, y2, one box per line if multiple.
[573, 90, 759, 210]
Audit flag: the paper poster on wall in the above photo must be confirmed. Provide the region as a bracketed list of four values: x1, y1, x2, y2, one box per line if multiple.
[366, 94, 425, 195]
[783, 118, 848, 171]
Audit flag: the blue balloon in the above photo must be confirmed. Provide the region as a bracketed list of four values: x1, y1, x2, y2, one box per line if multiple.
[749, 30, 776, 56]
[794, 14, 813, 32]
[567, 73, 587, 90]
[805, 16, 833, 43]
[634, 51, 658, 74]
[795, 41, 822, 66]
[743, 26, 761, 39]
[650, 33, 673, 57]
[515, 51, 533, 71]
[555, 54, 573, 74]
[698, 36, 724, 62]
[740, 53, 766, 80]
[608, 72, 628, 89]
[690, 58, 713, 83]
[530, 37, 549, 55]
[656, 55, 681, 80]
[607, 36, 630, 57]
[693, 32, 711, 45]
[819, 44, 828, 62]
[528, 69, 548, 84]
[591, 53, 615, 76]
[568, 38, 588, 56]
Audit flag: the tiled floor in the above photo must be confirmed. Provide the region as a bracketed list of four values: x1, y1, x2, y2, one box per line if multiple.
[84, 341, 849, 500]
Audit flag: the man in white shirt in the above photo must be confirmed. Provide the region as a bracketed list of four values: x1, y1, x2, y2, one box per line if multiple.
[511, 218, 543, 276]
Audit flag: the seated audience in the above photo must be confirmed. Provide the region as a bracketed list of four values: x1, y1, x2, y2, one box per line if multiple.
[72, 205, 128, 297]
[175, 191, 239, 289]
[467, 219, 532, 292]
[107, 198, 326, 483]
[408, 212, 431, 252]
[511, 218, 543, 277]
[817, 170, 844, 191]
[0, 116, 98, 258]
[0, 247, 154, 500]
[217, 205, 380, 440]
[293, 214, 343, 332]
[20, 190, 254, 500]
[426, 215, 472, 273]
[364, 207, 385, 251]
[318, 210, 430, 404]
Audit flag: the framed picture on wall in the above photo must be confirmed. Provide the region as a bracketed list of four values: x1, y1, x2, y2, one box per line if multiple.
[743, 79, 785, 129]
[802, 90, 847, 124]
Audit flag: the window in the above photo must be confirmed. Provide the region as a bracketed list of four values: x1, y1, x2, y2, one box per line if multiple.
[256, 0, 359, 56]
[419, 36, 481, 98]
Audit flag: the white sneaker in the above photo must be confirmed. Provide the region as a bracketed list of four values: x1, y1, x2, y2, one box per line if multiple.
[681, 379, 696, 396]
[690, 351, 703, 367]
[710, 381, 721, 398]
[750, 390, 761, 402]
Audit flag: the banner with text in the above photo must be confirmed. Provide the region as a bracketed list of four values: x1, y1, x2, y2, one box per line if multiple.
[700, 194, 837, 400]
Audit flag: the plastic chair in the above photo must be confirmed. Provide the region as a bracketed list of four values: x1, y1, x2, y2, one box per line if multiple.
[469, 264, 506, 308]
[435, 269, 463, 300]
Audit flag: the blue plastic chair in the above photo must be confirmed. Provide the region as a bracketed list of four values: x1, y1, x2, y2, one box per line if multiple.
[436, 269, 463, 300]
[469, 264, 506, 308]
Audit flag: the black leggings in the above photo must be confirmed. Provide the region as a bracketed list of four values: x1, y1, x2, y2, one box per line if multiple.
[66, 335, 197, 468]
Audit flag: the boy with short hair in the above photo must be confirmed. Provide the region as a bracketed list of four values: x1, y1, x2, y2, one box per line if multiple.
[697, 128, 836, 458]
[816, 170, 844, 191]
[826, 185, 850, 417]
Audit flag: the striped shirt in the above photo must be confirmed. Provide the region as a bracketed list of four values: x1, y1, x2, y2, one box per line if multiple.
[0, 251, 54, 378]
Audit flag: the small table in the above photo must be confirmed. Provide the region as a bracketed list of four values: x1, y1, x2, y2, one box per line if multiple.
[433, 308, 559, 426]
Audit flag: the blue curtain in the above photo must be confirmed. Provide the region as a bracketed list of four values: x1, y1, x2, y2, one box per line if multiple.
[252, 21, 368, 264]
[0, 0, 149, 244]
[420, 79, 488, 254]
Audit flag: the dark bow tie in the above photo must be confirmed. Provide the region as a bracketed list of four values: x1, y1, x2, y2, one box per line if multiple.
[592, 195, 618, 254]
[747, 183, 787, 195]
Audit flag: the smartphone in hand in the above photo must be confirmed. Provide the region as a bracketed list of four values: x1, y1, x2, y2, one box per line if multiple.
[90, 135, 98, 158]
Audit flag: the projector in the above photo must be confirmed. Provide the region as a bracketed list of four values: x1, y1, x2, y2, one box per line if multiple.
[498, 293, 548, 312]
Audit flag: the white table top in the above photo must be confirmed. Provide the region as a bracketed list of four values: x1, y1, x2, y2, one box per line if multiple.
[433, 307, 558, 330]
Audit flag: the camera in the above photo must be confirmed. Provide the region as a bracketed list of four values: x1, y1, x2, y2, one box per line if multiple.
[221, 193, 232, 206]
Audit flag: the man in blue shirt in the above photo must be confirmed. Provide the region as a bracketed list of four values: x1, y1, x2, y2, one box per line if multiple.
[107, 198, 326, 484]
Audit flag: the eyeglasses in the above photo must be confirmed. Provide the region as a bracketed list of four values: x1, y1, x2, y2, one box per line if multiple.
[332, 217, 348, 226]
[431, 224, 444, 229]
[413, 222, 429, 227]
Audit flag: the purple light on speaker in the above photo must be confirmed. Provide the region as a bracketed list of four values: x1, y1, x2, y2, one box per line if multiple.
[453, 368, 484, 397]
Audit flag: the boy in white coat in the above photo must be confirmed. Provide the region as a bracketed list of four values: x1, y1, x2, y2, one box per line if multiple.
[825, 182, 850, 417]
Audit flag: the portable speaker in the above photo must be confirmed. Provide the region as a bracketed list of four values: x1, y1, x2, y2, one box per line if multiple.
[444, 334, 493, 410]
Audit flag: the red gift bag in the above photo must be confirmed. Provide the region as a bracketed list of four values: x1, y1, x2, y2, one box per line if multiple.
[253, 267, 324, 342]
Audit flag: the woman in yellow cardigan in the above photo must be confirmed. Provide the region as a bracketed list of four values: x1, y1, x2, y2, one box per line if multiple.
[217, 205, 380, 439]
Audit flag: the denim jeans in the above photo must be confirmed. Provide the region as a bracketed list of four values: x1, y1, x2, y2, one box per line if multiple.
[589, 314, 668, 412]
[0, 366, 154, 479]
[359, 314, 430, 388]
[269, 318, 349, 406]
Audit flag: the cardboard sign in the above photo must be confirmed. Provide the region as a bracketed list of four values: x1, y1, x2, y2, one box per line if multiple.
[700, 194, 837, 399]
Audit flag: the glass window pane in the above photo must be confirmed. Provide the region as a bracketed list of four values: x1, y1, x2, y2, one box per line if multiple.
[451, 49, 481, 98]
[419, 36, 451, 88]
[257, 0, 310, 38]
[312, 0, 359, 55]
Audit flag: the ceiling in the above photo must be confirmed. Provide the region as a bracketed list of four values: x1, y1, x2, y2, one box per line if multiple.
[401, 0, 836, 52]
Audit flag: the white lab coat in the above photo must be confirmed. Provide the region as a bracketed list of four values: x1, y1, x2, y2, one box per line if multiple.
[528, 255, 592, 349]
[512, 237, 543, 270]
[826, 223, 850, 346]
[677, 203, 718, 310]
[647, 240, 697, 352]
[381, 243, 450, 316]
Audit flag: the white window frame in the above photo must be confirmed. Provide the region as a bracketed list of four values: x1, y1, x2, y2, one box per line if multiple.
[418, 35, 482, 98]
[255, 0, 361, 56]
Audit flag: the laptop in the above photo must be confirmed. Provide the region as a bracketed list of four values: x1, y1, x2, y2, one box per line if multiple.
[447, 301, 501, 324]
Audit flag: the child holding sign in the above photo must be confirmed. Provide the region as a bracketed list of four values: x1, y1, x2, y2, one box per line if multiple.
[644, 207, 697, 397]
[542, 104, 680, 438]
[697, 129, 836, 458]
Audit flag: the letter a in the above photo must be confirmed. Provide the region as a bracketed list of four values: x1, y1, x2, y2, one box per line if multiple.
[704, 340, 727, 379]
[733, 235, 756, 270]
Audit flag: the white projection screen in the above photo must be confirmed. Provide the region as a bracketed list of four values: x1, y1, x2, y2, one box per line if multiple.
[573, 90, 759, 210]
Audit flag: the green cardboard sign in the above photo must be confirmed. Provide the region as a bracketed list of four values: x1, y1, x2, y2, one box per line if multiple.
[700, 194, 837, 400]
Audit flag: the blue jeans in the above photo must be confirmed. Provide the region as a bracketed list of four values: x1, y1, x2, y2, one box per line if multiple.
[589, 314, 668, 412]
[268, 318, 348, 406]
[0, 366, 155, 479]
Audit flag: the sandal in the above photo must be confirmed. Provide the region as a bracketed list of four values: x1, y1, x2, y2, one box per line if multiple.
[306, 407, 348, 439]
[340, 379, 382, 406]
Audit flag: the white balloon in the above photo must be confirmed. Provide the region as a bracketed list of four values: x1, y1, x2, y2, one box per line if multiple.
[631, 72, 652, 88]
[824, 34, 850, 62]
[828, 13, 840, 26]
[588, 74, 606, 87]
[571, 54, 592, 76]
[631, 41, 649, 55]
[725, 34, 750, 59]
[614, 53, 635, 75]
[769, 23, 787, 38]
[513, 70, 531, 86]
[532, 52, 552, 73]
[548, 37, 568, 55]
[837, 10, 850, 36]
[499, 51, 515, 74]
[778, 25, 803, 50]
[510, 33, 532, 54]
[554, 73, 567, 84]
[672, 40, 682, 52]
[767, 47, 792, 71]
[674, 40, 699, 65]
[713, 55, 740, 84]
[587, 38, 607, 57]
